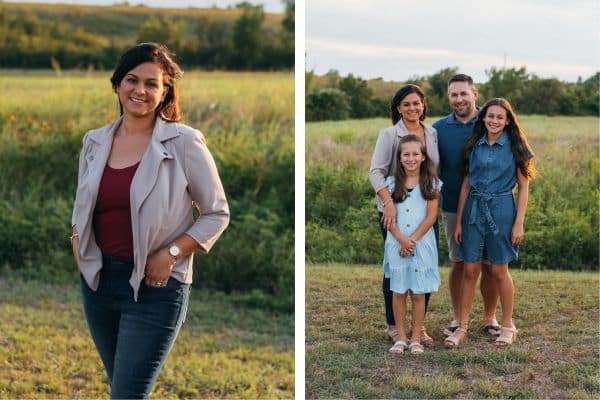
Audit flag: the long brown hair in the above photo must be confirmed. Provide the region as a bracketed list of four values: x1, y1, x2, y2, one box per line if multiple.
[459, 98, 537, 179]
[392, 135, 439, 203]
[110, 42, 184, 122]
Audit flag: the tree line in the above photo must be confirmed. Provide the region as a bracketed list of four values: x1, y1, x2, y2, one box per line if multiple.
[306, 67, 599, 120]
[0, 1, 294, 70]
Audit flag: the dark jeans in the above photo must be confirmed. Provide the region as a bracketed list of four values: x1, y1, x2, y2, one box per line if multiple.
[80, 256, 190, 399]
[378, 211, 437, 325]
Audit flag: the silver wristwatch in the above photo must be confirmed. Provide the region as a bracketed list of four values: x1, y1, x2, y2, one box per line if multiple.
[168, 243, 181, 262]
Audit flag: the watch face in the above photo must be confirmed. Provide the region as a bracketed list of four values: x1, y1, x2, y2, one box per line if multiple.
[169, 245, 181, 257]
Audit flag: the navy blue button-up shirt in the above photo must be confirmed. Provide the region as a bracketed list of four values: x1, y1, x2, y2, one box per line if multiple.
[433, 112, 477, 212]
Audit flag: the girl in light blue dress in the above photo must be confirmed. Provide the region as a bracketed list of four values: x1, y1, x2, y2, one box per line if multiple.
[384, 135, 441, 355]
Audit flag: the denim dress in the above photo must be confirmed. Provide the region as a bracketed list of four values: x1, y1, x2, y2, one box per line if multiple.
[459, 131, 529, 264]
[383, 176, 441, 294]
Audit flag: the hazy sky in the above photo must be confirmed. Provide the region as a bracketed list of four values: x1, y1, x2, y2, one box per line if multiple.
[6, 0, 285, 13]
[306, 0, 599, 82]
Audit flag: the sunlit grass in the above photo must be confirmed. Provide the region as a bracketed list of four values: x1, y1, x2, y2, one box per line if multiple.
[0, 279, 294, 399]
[306, 115, 599, 169]
[306, 264, 599, 399]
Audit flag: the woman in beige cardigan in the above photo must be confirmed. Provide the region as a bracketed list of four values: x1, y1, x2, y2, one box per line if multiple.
[369, 84, 439, 347]
[71, 43, 229, 399]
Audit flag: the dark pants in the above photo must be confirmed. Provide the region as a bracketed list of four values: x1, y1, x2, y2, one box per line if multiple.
[80, 256, 190, 399]
[378, 211, 437, 325]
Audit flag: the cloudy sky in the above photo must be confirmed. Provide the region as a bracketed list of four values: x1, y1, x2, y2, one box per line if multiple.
[306, 0, 599, 82]
[6, 0, 285, 12]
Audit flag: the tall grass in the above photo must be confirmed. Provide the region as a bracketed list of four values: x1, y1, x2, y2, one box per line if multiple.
[306, 116, 599, 270]
[0, 71, 294, 311]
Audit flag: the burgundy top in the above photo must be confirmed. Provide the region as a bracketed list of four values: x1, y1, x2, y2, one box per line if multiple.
[93, 162, 140, 261]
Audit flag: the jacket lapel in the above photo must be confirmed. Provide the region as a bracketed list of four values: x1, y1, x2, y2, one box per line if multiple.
[131, 118, 179, 213]
[79, 119, 119, 225]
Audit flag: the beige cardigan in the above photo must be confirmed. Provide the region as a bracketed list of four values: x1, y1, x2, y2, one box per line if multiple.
[72, 116, 230, 300]
[368, 119, 439, 212]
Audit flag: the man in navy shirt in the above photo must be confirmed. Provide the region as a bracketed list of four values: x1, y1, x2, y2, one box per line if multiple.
[433, 74, 501, 336]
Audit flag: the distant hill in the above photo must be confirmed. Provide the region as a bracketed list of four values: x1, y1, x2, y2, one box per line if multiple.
[0, 2, 293, 70]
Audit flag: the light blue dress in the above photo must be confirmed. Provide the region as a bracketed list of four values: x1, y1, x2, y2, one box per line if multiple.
[383, 176, 441, 294]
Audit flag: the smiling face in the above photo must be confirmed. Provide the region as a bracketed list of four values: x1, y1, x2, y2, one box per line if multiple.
[399, 140, 426, 174]
[116, 62, 167, 119]
[397, 92, 424, 123]
[448, 81, 478, 119]
[483, 105, 510, 136]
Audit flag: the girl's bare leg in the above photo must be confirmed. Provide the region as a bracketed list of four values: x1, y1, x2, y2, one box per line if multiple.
[487, 263, 514, 328]
[410, 292, 425, 343]
[458, 262, 482, 332]
[392, 292, 409, 342]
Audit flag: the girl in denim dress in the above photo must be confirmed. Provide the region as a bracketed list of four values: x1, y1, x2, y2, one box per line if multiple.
[384, 135, 441, 355]
[445, 98, 536, 348]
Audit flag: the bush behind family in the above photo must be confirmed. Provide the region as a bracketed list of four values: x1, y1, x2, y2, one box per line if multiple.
[306, 67, 599, 121]
[0, 75, 294, 312]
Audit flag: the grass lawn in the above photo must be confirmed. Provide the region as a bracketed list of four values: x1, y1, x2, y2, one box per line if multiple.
[306, 264, 599, 399]
[0, 278, 294, 399]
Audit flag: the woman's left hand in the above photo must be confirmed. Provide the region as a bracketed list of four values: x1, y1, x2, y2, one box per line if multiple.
[145, 248, 175, 287]
[511, 222, 525, 246]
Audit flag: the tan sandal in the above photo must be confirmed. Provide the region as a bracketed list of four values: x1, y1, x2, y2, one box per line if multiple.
[443, 320, 459, 336]
[481, 320, 501, 336]
[444, 327, 467, 348]
[408, 325, 434, 347]
[389, 340, 408, 355]
[495, 326, 517, 347]
[408, 341, 424, 355]
[420, 327, 434, 347]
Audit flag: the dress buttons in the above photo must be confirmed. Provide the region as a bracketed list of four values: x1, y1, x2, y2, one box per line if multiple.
[406, 209, 409, 212]
[407, 224, 410, 227]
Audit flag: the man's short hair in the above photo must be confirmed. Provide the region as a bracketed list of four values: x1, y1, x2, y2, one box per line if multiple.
[448, 74, 474, 88]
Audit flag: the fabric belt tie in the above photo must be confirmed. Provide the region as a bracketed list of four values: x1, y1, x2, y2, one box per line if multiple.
[468, 189, 512, 236]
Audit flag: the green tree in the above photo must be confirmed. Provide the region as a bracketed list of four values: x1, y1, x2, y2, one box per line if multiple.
[480, 66, 529, 110]
[338, 74, 374, 118]
[136, 16, 185, 55]
[193, 17, 234, 68]
[521, 76, 564, 115]
[232, 4, 265, 69]
[306, 88, 351, 121]
[419, 67, 458, 115]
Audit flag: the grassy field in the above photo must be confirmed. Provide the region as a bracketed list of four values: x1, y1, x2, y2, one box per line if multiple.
[306, 264, 599, 399]
[0, 70, 294, 396]
[0, 278, 294, 399]
[305, 115, 599, 270]
[0, 70, 293, 136]
[306, 115, 599, 169]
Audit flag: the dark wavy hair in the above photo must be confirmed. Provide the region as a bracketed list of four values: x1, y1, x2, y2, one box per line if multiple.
[392, 135, 439, 203]
[390, 84, 427, 125]
[459, 98, 537, 179]
[110, 42, 183, 122]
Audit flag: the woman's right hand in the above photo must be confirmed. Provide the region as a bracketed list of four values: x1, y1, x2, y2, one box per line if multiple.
[382, 201, 397, 230]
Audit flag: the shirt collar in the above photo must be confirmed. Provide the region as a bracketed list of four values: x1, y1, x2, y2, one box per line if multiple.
[477, 130, 509, 146]
[450, 108, 479, 125]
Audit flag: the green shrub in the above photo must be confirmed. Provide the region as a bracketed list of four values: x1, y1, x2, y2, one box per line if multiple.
[306, 88, 351, 121]
[196, 202, 293, 312]
[305, 154, 599, 271]
[0, 72, 294, 312]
